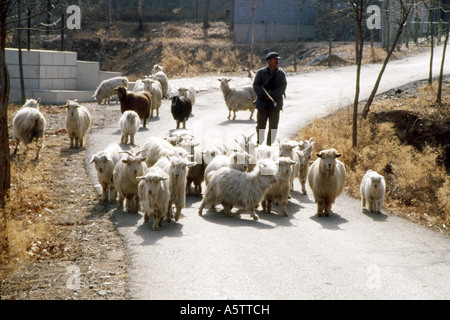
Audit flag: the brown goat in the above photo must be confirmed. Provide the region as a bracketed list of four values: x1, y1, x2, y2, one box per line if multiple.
[115, 86, 152, 128]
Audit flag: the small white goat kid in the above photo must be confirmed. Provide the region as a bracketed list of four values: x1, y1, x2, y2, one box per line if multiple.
[360, 170, 386, 214]
[119, 110, 140, 144]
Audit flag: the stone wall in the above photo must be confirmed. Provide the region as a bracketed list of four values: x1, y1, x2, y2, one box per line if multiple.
[6, 48, 122, 104]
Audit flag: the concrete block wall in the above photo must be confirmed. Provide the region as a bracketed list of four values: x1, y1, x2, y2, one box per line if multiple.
[6, 48, 122, 104]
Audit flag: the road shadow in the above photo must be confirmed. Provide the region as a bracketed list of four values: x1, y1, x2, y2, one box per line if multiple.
[134, 219, 184, 246]
[147, 116, 160, 123]
[110, 206, 142, 228]
[289, 190, 315, 204]
[199, 208, 275, 230]
[310, 211, 348, 230]
[218, 119, 256, 126]
[362, 208, 388, 221]
[59, 145, 85, 157]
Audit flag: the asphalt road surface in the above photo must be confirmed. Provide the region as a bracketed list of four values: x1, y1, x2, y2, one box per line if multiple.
[85, 47, 450, 300]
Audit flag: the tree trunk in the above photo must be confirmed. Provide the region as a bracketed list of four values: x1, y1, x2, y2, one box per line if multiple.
[203, 0, 211, 30]
[435, 19, 450, 105]
[429, 8, 434, 85]
[18, 0, 25, 104]
[294, 0, 306, 72]
[328, 0, 334, 67]
[353, 17, 363, 148]
[137, 0, 144, 31]
[0, 0, 11, 209]
[362, 19, 407, 119]
[250, 7, 255, 69]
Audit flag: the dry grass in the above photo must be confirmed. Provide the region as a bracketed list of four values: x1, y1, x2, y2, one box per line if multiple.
[295, 82, 449, 233]
[0, 152, 61, 264]
[161, 45, 243, 76]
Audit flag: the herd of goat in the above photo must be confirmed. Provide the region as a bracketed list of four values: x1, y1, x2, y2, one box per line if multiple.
[10, 64, 387, 231]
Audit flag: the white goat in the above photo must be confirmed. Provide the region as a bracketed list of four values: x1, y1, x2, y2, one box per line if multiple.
[93, 76, 128, 104]
[139, 136, 178, 167]
[360, 170, 386, 213]
[235, 132, 257, 172]
[89, 143, 122, 202]
[308, 148, 346, 217]
[262, 157, 297, 217]
[137, 166, 171, 230]
[151, 64, 170, 99]
[12, 98, 46, 159]
[119, 110, 140, 145]
[202, 138, 228, 166]
[278, 139, 300, 192]
[198, 159, 278, 221]
[297, 138, 315, 195]
[113, 151, 148, 213]
[204, 150, 249, 186]
[218, 78, 256, 120]
[177, 87, 196, 107]
[65, 100, 91, 149]
[154, 154, 196, 222]
[144, 78, 163, 117]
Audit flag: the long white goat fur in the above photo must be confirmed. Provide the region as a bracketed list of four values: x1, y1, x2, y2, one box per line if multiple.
[113, 152, 148, 213]
[198, 159, 277, 221]
[360, 170, 386, 213]
[12, 98, 46, 159]
[119, 110, 140, 144]
[204, 151, 249, 186]
[151, 65, 169, 99]
[89, 143, 122, 202]
[137, 166, 171, 230]
[154, 154, 196, 222]
[65, 100, 91, 148]
[262, 157, 296, 217]
[218, 78, 256, 120]
[308, 148, 346, 216]
[93, 76, 128, 104]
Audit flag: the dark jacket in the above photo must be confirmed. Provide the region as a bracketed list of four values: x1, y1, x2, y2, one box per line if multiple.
[253, 66, 287, 111]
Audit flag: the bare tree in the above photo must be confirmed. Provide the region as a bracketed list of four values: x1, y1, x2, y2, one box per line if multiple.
[0, 0, 11, 209]
[435, 14, 450, 105]
[349, 0, 372, 148]
[328, 0, 334, 67]
[294, 0, 306, 72]
[203, 0, 211, 30]
[248, 0, 262, 70]
[361, 0, 412, 119]
[0, 0, 62, 207]
[137, 0, 144, 31]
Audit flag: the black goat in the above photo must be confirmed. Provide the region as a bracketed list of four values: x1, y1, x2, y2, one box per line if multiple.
[171, 96, 192, 129]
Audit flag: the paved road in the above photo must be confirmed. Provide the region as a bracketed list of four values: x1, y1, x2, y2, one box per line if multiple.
[86, 47, 450, 300]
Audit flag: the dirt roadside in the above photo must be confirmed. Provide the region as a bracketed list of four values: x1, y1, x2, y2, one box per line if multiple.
[0, 103, 127, 300]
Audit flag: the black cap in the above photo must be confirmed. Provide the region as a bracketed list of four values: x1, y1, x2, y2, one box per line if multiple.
[266, 52, 280, 60]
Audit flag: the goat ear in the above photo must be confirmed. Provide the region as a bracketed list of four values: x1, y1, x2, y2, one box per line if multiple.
[316, 152, 322, 158]
[335, 153, 342, 158]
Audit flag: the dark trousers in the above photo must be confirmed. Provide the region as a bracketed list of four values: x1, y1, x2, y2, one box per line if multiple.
[256, 106, 280, 146]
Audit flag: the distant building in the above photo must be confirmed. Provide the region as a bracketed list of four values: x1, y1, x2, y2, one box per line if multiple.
[233, 0, 316, 43]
